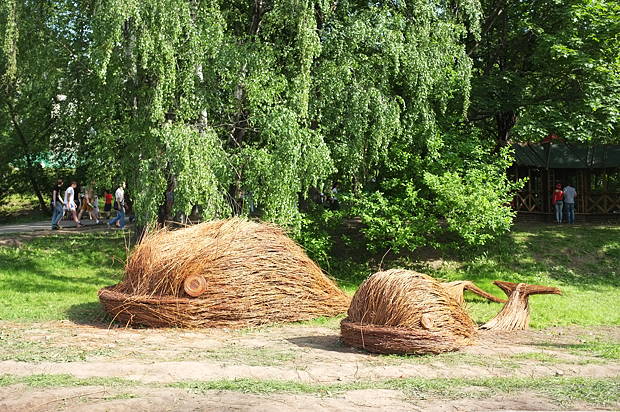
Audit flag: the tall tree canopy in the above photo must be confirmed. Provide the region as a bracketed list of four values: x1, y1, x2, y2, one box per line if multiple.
[468, 0, 620, 144]
[1, 0, 558, 253]
[0, 1, 74, 210]
[73, 0, 501, 243]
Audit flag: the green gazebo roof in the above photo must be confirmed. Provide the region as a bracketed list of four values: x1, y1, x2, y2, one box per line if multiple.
[510, 142, 620, 169]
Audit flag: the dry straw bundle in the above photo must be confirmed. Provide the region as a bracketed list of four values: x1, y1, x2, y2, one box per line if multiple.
[340, 269, 475, 355]
[441, 280, 507, 306]
[99, 218, 351, 328]
[481, 281, 562, 331]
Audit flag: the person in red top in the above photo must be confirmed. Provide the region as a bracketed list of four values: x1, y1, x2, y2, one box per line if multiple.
[103, 189, 113, 219]
[552, 183, 564, 223]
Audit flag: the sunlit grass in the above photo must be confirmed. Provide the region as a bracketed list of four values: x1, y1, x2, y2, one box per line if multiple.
[448, 225, 620, 327]
[334, 223, 620, 328]
[0, 232, 128, 322]
[0, 194, 48, 224]
[1, 223, 619, 328]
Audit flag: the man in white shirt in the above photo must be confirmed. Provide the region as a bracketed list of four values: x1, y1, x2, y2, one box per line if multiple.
[108, 181, 126, 230]
[63, 181, 84, 228]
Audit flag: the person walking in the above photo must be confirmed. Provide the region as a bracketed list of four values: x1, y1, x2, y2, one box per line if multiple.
[108, 181, 126, 230]
[103, 189, 113, 219]
[77, 184, 99, 224]
[563, 183, 577, 224]
[51, 178, 65, 229]
[552, 183, 564, 223]
[63, 181, 85, 228]
[330, 182, 340, 211]
[92, 193, 102, 221]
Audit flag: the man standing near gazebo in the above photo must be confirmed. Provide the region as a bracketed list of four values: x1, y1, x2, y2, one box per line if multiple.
[563, 184, 577, 224]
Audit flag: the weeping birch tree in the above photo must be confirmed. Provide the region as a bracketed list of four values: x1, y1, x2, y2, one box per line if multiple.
[83, 0, 333, 226]
[2, 0, 522, 252]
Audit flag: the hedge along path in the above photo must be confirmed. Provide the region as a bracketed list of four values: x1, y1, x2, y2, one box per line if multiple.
[99, 218, 351, 328]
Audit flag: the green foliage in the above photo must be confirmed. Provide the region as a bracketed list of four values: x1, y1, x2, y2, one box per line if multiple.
[469, 0, 620, 143]
[80, 0, 340, 227]
[0, 1, 72, 210]
[350, 136, 522, 253]
[424, 146, 520, 246]
[2, 0, 619, 249]
[352, 181, 437, 253]
[0, 0, 18, 85]
[1, 0, 491, 237]
[294, 205, 344, 270]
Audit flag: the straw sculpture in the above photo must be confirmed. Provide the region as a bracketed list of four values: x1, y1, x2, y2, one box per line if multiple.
[480, 281, 562, 331]
[99, 218, 351, 328]
[340, 269, 475, 355]
[441, 281, 507, 306]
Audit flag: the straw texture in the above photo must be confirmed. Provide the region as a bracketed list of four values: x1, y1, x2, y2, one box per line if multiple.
[340, 269, 475, 355]
[441, 281, 507, 305]
[99, 218, 351, 328]
[480, 281, 562, 331]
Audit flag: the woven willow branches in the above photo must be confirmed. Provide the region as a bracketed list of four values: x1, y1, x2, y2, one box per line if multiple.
[99, 218, 351, 328]
[340, 269, 475, 355]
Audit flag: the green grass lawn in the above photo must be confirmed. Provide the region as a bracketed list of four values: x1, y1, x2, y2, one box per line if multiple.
[0, 232, 128, 322]
[332, 222, 620, 328]
[0, 223, 619, 327]
[433, 223, 620, 327]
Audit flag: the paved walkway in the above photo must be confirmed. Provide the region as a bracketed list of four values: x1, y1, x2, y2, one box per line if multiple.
[0, 218, 134, 235]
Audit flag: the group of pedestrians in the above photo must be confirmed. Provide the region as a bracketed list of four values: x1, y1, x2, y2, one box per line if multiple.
[51, 179, 127, 230]
[552, 183, 577, 224]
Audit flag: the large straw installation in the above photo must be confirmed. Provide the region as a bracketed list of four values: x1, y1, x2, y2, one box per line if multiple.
[99, 218, 351, 328]
[340, 269, 475, 355]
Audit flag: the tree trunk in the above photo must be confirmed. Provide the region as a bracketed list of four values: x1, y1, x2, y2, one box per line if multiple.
[6, 99, 49, 213]
[495, 110, 517, 144]
[249, 0, 264, 36]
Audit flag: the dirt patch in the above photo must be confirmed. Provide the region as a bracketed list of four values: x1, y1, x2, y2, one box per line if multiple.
[0, 233, 44, 247]
[1, 321, 619, 411]
[0, 386, 583, 412]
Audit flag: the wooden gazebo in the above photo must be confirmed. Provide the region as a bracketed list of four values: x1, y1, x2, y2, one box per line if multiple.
[509, 142, 620, 221]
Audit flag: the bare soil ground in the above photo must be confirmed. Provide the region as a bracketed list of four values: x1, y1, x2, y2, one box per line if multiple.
[1, 320, 619, 411]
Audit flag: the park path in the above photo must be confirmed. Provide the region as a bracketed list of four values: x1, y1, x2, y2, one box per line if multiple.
[0, 219, 134, 235]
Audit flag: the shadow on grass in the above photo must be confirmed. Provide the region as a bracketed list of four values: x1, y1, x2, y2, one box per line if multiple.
[525, 341, 620, 359]
[65, 301, 111, 324]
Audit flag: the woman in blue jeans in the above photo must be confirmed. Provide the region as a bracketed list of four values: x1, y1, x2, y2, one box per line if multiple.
[552, 183, 564, 223]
